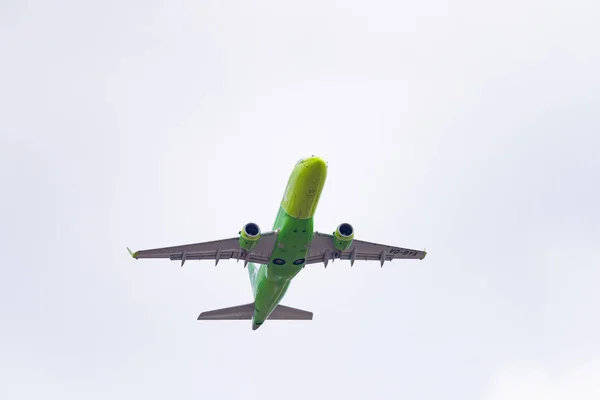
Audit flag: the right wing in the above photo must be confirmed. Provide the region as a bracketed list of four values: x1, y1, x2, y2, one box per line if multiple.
[127, 231, 278, 266]
[305, 232, 427, 267]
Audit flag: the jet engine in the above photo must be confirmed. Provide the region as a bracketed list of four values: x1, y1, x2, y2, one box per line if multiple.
[333, 222, 354, 251]
[239, 222, 261, 251]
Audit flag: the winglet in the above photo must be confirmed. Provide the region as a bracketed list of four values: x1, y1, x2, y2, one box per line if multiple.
[127, 247, 139, 259]
[420, 249, 427, 260]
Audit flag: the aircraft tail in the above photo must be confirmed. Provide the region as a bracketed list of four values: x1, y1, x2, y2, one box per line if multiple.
[197, 303, 313, 321]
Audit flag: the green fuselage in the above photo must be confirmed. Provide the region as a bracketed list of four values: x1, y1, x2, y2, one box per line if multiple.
[248, 156, 327, 330]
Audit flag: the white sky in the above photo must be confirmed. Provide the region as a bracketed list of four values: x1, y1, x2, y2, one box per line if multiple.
[1, 1, 599, 399]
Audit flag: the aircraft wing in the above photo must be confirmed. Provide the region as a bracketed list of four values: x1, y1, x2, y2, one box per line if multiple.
[305, 232, 427, 267]
[128, 231, 279, 266]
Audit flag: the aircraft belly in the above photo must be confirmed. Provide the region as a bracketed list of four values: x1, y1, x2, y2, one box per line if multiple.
[253, 210, 314, 327]
[253, 156, 322, 329]
[253, 274, 291, 323]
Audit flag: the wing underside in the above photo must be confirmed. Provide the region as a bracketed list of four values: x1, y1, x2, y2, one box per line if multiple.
[129, 231, 278, 266]
[128, 230, 425, 268]
[306, 232, 426, 267]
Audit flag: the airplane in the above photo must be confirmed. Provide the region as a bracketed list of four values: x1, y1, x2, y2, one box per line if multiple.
[127, 156, 427, 330]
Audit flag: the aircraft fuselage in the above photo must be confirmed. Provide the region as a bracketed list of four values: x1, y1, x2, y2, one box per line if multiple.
[248, 156, 327, 330]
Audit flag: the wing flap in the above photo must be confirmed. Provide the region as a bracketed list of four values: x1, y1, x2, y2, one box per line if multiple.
[168, 250, 270, 265]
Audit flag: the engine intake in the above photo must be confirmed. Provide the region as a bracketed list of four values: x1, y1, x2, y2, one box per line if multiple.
[239, 222, 261, 251]
[333, 223, 354, 251]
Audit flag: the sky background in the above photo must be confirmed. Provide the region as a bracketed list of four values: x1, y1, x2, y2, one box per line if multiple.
[1, 0, 599, 399]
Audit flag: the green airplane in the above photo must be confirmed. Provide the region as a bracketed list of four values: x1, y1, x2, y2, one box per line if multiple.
[128, 156, 427, 330]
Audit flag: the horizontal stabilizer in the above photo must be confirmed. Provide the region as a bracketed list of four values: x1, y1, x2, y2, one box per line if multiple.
[197, 303, 313, 321]
[268, 305, 313, 320]
[197, 303, 254, 320]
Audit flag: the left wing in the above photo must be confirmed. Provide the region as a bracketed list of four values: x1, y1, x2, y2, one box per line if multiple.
[306, 232, 426, 267]
[128, 231, 278, 266]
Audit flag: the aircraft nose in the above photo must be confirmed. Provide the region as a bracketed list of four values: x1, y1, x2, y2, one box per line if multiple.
[296, 156, 327, 179]
[281, 156, 328, 219]
[297, 156, 327, 191]
[302, 156, 327, 174]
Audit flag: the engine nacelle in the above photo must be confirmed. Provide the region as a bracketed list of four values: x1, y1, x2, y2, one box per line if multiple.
[333, 223, 354, 252]
[239, 222, 261, 251]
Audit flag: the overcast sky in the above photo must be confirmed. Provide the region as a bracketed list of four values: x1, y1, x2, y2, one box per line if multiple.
[1, 1, 599, 399]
